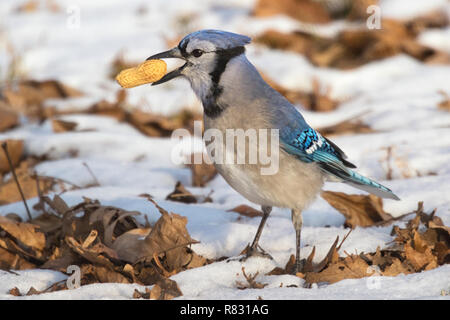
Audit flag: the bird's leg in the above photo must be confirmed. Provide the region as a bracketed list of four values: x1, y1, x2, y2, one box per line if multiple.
[241, 206, 273, 260]
[291, 209, 305, 274]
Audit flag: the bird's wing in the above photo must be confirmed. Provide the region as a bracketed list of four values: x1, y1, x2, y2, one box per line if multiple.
[280, 127, 400, 200]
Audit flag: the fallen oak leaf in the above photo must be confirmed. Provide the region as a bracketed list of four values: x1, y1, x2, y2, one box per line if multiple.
[65, 236, 119, 268]
[140, 207, 199, 270]
[26, 287, 40, 296]
[51, 119, 78, 133]
[165, 181, 198, 204]
[304, 254, 371, 284]
[253, 0, 331, 24]
[0, 140, 23, 174]
[438, 90, 450, 111]
[8, 287, 21, 296]
[0, 246, 36, 270]
[404, 240, 438, 271]
[111, 227, 151, 264]
[228, 205, 263, 218]
[80, 264, 131, 284]
[133, 287, 151, 299]
[321, 191, 393, 228]
[0, 216, 46, 252]
[30, 212, 62, 234]
[0, 160, 54, 205]
[149, 277, 182, 300]
[0, 109, 19, 133]
[188, 153, 217, 187]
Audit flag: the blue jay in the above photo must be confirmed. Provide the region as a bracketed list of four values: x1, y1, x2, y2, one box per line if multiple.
[149, 30, 399, 273]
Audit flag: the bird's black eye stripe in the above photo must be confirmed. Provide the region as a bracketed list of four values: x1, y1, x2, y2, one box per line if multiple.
[192, 49, 203, 58]
[178, 39, 189, 58]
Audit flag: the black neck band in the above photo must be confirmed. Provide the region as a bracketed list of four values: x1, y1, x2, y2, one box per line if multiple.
[203, 46, 245, 118]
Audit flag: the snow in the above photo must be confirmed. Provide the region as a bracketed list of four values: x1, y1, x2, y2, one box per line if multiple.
[379, 0, 450, 20]
[1, 0, 450, 300]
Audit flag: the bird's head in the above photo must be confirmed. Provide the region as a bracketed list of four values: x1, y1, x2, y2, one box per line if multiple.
[148, 30, 251, 100]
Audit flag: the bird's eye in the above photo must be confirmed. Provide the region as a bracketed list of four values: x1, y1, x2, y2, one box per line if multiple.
[192, 49, 203, 58]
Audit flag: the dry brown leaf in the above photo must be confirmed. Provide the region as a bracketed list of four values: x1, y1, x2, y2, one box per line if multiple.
[141, 209, 198, 269]
[382, 257, 413, 276]
[86, 99, 126, 121]
[128, 109, 201, 137]
[0, 140, 23, 174]
[80, 264, 130, 284]
[26, 287, 40, 296]
[404, 241, 437, 271]
[438, 91, 450, 111]
[305, 254, 371, 284]
[0, 247, 36, 270]
[149, 278, 182, 300]
[0, 194, 208, 288]
[189, 153, 217, 187]
[260, 72, 340, 112]
[61, 200, 140, 245]
[0, 216, 46, 252]
[271, 202, 448, 285]
[34, 194, 71, 216]
[111, 227, 151, 263]
[31, 213, 62, 233]
[65, 236, 118, 268]
[133, 287, 151, 299]
[406, 10, 449, 34]
[166, 181, 198, 204]
[253, 0, 331, 24]
[15, 0, 39, 12]
[40, 244, 79, 271]
[0, 109, 19, 132]
[318, 117, 374, 136]
[228, 205, 263, 218]
[8, 287, 21, 296]
[255, 16, 449, 71]
[52, 119, 78, 133]
[321, 191, 393, 228]
[0, 160, 54, 204]
[346, 0, 379, 21]
[1, 80, 82, 120]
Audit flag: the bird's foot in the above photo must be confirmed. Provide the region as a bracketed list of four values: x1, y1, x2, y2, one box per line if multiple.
[290, 258, 306, 275]
[239, 243, 273, 261]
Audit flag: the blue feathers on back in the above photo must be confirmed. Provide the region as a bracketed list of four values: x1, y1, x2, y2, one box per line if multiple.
[289, 128, 352, 165]
[292, 128, 319, 152]
[281, 127, 399, 200]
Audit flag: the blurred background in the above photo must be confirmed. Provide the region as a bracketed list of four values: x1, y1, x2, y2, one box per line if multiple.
[0, 0, 449, 214]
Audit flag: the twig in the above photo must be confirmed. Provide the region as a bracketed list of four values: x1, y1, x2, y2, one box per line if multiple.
[383, 146, 394, 180]
[82, 162, 100, 186]
[31, 171, 46, 214]
[1, 142, 32, 220]
[373, 211, 416, 227]
[37, 174, 81, 189]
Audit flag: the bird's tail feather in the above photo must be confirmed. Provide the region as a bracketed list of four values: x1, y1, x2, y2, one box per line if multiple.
[320, 163, 400, 200]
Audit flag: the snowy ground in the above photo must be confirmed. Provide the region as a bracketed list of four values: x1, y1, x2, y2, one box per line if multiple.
[1, 0, 450, 299]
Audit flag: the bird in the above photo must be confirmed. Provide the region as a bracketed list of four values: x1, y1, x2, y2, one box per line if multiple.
[148, 29, 400, 273]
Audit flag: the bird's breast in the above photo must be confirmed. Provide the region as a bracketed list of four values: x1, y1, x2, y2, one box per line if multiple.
[202, 106, 324, 209]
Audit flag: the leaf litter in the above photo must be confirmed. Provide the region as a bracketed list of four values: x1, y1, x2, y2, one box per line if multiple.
[266, 201, 449, 286]
[0, 192, 210, 299]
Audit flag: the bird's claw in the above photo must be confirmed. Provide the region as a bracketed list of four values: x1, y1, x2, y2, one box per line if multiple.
[239, 243, 273, 261]
[290, 258, 306, 275]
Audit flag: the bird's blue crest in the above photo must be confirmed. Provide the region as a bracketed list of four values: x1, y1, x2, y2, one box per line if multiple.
[179, 29, 251, 51]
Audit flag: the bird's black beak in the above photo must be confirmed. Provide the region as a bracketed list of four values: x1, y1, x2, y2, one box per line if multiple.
[147, 47, 186, 86]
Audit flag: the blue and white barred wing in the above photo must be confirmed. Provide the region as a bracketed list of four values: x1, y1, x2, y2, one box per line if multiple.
[281, 128, 400, 200]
